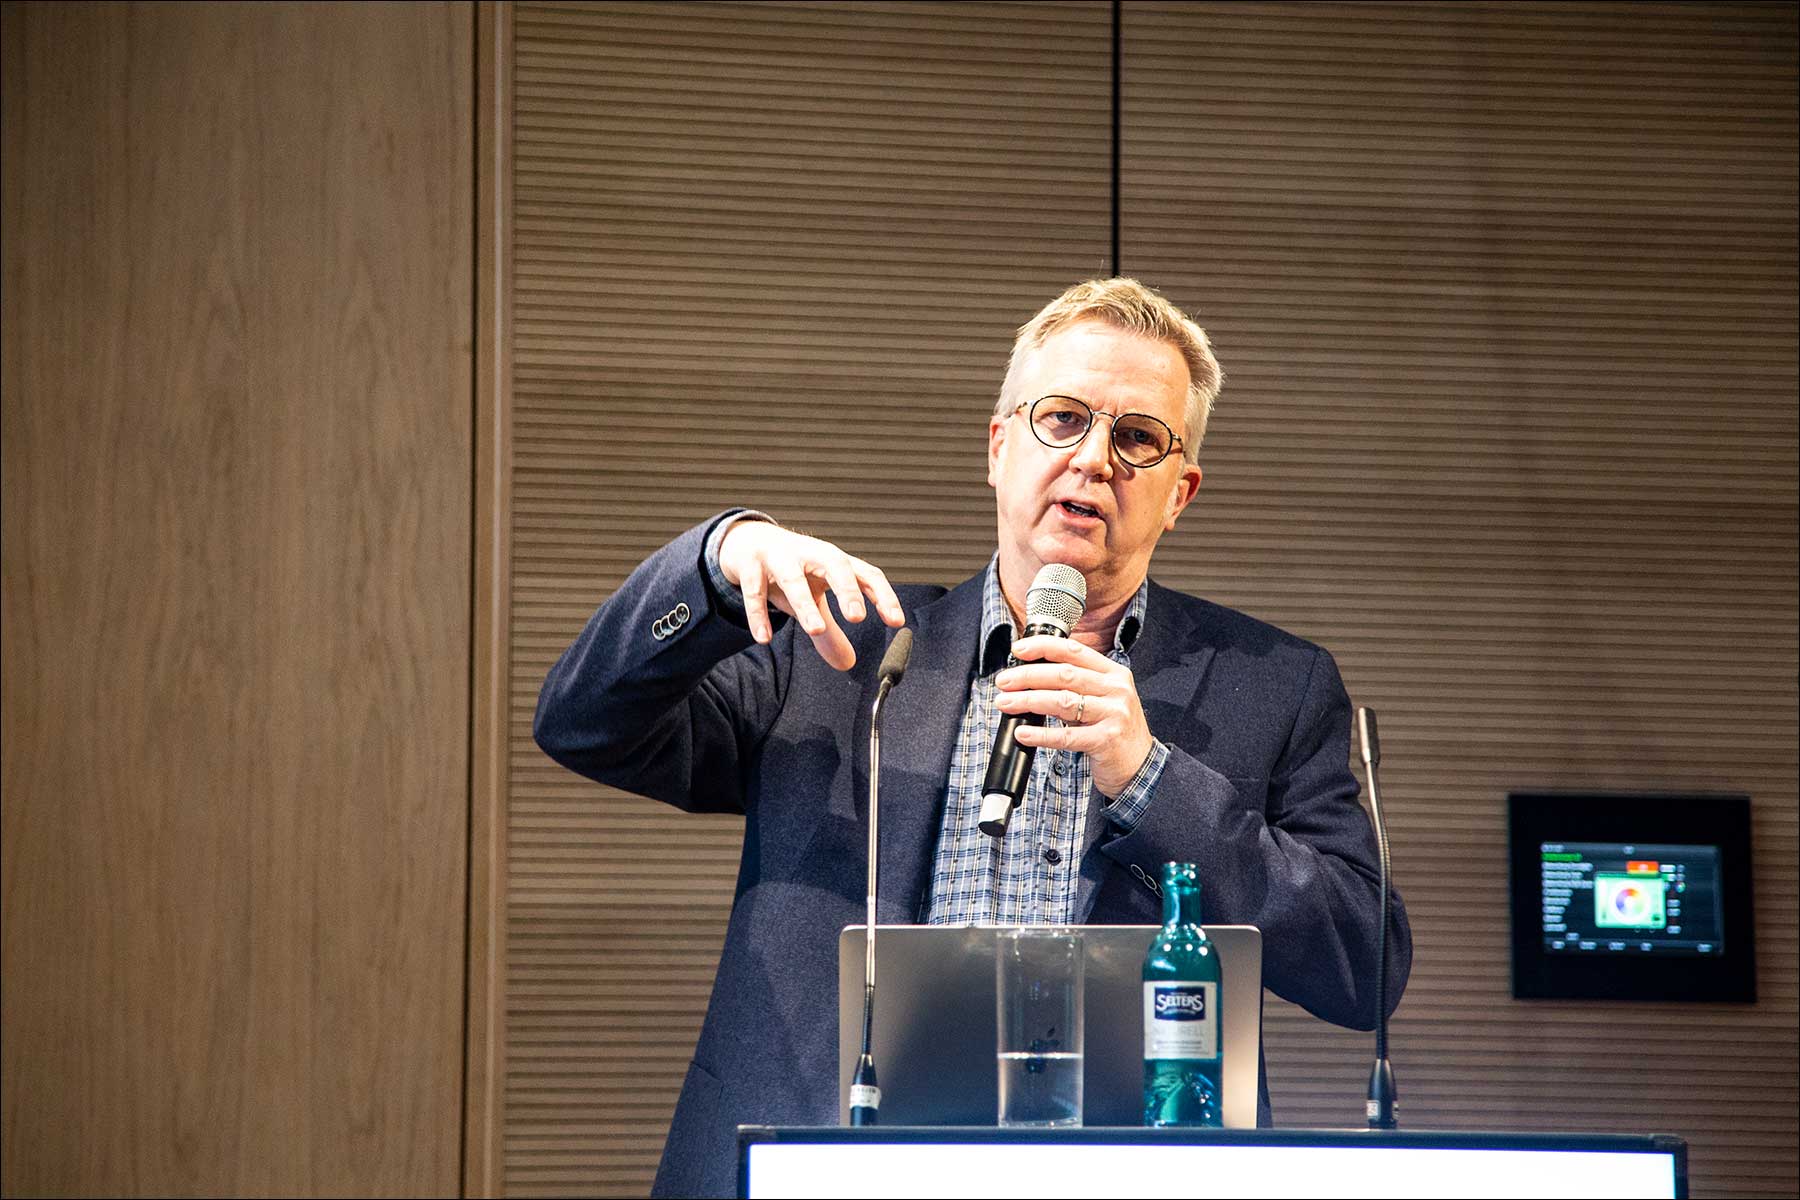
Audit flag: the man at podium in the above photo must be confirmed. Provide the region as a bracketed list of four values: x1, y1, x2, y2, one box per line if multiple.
[535, 278, 1412, 1199]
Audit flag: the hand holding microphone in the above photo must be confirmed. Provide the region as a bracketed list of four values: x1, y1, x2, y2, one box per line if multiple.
[995, 633, 1156, 801]
[979, 565, 1085, 835]
[978, 565, 1161, 835]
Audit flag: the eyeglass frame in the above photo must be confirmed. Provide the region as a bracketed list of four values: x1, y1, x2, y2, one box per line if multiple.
[1008, 394, 1186, 469]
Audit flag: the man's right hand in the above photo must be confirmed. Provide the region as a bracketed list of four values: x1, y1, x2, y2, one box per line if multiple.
[717, 520, 906, 670]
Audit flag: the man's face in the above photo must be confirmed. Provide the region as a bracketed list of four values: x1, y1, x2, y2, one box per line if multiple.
[988, 319, 1204, 609]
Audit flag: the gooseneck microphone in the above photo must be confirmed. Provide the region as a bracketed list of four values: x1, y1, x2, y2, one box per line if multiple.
[849, 627, 913, 1127]
[978, 564, 1087, 838]
[1358, 705, 1399, 1130]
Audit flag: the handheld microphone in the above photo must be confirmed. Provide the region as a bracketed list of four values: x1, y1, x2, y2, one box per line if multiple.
[978, 564, 1086, 838]
[849, 627, 913, 1127]
[1358, 706, 1399, 1130]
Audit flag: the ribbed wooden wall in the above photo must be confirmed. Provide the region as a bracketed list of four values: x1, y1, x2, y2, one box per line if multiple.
[506, 2, 1111, 1193]
[1120, 3, 1797, 1197]
[501, 2, 1797, 1196]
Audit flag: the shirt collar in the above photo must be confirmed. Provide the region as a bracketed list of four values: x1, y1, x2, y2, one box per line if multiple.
[978, 555, 1148, 676]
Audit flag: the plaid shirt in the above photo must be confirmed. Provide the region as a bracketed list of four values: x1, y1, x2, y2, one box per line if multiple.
[922, 559, 1168, 926]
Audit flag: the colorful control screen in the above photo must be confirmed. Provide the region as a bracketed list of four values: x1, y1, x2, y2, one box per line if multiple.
[1540, 842, 1723, 955]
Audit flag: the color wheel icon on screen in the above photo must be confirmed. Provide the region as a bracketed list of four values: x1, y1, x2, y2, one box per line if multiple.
[1595, 874, 1667, 929]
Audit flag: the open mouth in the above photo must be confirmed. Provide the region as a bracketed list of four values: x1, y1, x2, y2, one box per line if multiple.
[1058, 500, 1101, 520]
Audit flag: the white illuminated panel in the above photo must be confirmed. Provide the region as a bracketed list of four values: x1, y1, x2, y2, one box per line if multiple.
[745, 1140, 1678, 1199]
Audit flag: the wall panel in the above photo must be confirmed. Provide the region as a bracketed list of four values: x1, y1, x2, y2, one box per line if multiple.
[505, 2, 1110, 1193]
[1, 4, 474, 1195]
[1119, 3, 1797, 1196]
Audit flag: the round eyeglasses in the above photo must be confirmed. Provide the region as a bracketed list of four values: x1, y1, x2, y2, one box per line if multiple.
[1012, 394, 1184, 469]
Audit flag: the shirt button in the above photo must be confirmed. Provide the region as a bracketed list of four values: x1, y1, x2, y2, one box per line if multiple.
[1043, 848, 1062, 865]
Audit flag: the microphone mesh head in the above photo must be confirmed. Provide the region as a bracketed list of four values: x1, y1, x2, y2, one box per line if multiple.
[1025, 564, 1087, 635]
[877, 627, 914, 684]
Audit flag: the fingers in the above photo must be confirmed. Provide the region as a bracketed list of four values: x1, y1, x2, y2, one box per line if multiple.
[771, 556, 896, 639]
[996, 636, 1154, 798]
[995, 659, 1104, 695]
[720, 521, 905, 668]
[1001, 680, 1143, 791]
[820, 557, 867, 624]
[1008, 634, 1110, 667]
[852, 557, 907, 628]
[770, 563, 830, 638]
[1012, 720, 1090, 752]
[809, 616, 856, 671]
[738, 564, 776, 645]
[721, 522, 783, 644]
[816, 556, 905, 630]
[993, 657, 1120, 743]
[762, 562, 860, 669]
[997, 687, 1105, 729]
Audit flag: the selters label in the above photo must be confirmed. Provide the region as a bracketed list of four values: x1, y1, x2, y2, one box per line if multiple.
[1143, 981, 1219, 1059]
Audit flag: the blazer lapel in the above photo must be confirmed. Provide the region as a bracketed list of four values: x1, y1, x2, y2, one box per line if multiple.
[1133, 580, 1216, 734]
[867, 573, 984, 923]
[1073, 578, 1217, 921]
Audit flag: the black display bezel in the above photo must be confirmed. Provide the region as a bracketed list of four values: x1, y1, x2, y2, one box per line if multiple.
[1507, 791, 1755, 1002]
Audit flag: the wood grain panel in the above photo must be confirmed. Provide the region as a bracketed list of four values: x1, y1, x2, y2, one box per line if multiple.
[1, 3, 474, 1195]
[1119, 3, 1797, 1197]
[505, 1, 1110, 1193]
[467, 5, 517, 1197]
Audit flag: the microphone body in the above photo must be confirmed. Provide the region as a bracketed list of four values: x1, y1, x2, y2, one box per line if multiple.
[978, 565, 1087, 838]
[849, 628, 913, 1127]
[978, 618, 1071, 825]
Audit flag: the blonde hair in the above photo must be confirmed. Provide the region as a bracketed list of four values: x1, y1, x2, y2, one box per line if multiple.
[996, 278, 1223, 460]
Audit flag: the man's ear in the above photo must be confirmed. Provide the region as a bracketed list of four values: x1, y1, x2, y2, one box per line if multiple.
[1163, 462, 1203, 530]
[987, 415, 1008, 488]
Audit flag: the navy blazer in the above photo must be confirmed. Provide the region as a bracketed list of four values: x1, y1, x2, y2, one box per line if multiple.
[535, 516, 1411, 1199]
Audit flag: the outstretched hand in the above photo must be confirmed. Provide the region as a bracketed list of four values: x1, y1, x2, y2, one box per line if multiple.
[995, 634, 1155, 798]
[717, 521, 906, 670]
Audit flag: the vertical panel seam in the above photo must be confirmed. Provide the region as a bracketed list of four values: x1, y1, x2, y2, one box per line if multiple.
[460, 0, 481, 1192]
[1112, 0, 1122, 276]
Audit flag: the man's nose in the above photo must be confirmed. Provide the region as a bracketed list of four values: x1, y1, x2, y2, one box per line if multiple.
[1070, 415, 1116, 478]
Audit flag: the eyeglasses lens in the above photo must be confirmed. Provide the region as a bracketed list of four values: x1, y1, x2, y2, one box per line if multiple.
[1030, 396, 1091, 446]
[1112, 415, 1172, 467]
